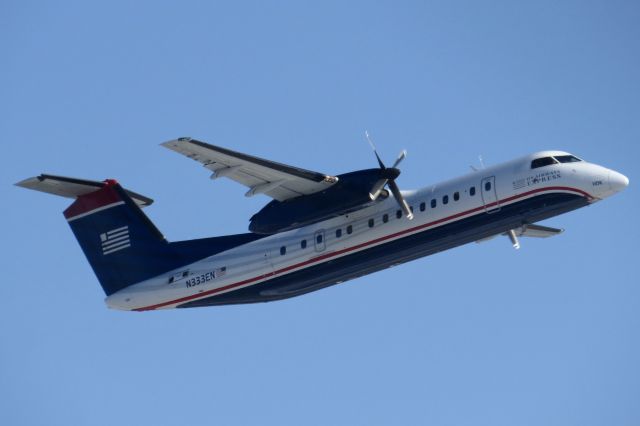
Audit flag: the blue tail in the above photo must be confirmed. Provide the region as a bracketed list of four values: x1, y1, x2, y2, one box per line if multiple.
[63, 179, 260, 295]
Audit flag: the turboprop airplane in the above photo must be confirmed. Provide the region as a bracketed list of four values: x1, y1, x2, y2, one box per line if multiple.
[16, 137, 628, 311]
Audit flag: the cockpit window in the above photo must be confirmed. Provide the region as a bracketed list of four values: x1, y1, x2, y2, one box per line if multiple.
[554, 155, 582, 163]
[531, 157, 558, 169]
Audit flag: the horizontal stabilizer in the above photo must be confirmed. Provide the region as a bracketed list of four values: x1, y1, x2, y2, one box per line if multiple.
[15, 174, 153, 207]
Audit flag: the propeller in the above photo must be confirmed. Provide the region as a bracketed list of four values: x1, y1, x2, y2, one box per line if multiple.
[365, 131, 414, 220]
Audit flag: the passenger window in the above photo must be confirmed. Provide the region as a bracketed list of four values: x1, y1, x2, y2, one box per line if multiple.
[368, 218, 374, 228]
[485, 181, 491, 191]
[420, 202, 426, 212]
[336, 228, 342, 238]
[531, 157, 558, 169]
[347, 225, 353, 234]
[396, 209, 402, 219]
[383, 213, 389, 223]
[300, 239, 307, 249]
[443, 195, 449, 205]
[431, 199, 436, 208]
[470, 186, 476, 196]
[410, 205, 414, 213]
[316, 234, 323, 244]
[280, 246, 286, 256]
[453, 192, 460, 201]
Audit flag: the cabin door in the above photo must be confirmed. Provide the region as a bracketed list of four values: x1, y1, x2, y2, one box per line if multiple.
[480, 176, 500, 213]
[314, 230, 326, 252]
[262, 249, 275, 276]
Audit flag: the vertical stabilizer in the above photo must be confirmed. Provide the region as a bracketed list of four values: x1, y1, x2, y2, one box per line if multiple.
[63, 180, 173, 295]
[17, 175, 265, 299]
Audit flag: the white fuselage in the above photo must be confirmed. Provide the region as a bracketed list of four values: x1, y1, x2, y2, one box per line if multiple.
[106, 151, 628, 311]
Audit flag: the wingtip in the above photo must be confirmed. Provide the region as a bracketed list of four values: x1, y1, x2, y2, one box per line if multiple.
[14, 175, 44, 189]
[160, 137, 191, 148]
[14, 177, 33, 187]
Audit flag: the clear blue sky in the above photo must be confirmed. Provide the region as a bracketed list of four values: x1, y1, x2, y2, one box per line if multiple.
[1, 1, 638, 425]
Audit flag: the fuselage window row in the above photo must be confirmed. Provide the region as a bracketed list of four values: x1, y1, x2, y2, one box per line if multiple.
[279, 186, 479, 258]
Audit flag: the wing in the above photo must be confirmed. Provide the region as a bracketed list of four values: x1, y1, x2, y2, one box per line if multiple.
[475, 224, 564, 245]
[514, 224, 564, 238]
[161, 138, 338, 201]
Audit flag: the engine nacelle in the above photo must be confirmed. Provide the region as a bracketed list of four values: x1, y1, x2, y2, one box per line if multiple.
[249, 169, 387, 234]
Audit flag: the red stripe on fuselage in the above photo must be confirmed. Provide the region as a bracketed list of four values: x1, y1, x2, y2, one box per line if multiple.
[133, 186, 593, 311]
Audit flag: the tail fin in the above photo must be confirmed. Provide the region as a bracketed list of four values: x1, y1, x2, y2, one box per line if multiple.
[62, 179, 175, 295]
[17, 175, 264, 297]
[17, 175, 175, 295]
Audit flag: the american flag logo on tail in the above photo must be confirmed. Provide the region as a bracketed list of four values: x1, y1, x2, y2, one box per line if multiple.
[100, 226, 130, 255]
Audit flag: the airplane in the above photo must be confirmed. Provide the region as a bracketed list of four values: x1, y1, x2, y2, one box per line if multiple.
[16, 137, 628, 311]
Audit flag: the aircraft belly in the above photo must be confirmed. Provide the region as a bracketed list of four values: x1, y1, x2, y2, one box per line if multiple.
[177, 192, 588, 308]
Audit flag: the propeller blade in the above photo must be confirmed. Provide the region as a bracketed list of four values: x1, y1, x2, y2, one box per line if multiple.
[391, 150, 407, 169]
[374, 151, 385, 169]
[365, 131, 386, 169]
[388, 180, 414, 220]
[369, 178, 388, 200]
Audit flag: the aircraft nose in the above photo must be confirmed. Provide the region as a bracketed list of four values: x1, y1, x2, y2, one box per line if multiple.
[608, 170, 629, 193]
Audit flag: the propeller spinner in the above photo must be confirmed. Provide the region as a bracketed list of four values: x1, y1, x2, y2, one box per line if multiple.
[365, 132, 414, 220]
